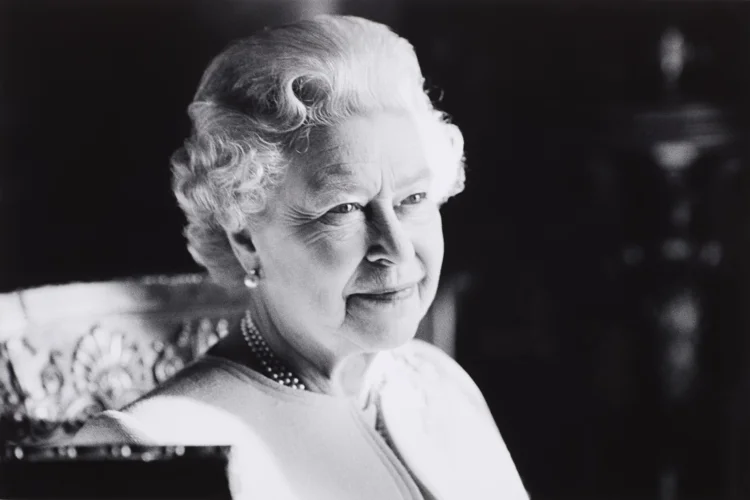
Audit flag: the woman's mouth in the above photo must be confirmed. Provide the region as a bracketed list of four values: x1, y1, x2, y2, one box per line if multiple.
[351, 285, 417, 303]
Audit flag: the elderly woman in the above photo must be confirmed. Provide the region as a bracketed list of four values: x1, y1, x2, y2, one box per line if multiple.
[73, 14, 528, 500]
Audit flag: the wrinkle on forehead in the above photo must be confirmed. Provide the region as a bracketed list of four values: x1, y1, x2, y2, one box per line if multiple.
[307, 162, 363, 193]
[280, 111, 459, 212]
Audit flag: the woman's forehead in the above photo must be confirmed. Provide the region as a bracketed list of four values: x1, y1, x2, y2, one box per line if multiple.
[293, 113, 434, 190]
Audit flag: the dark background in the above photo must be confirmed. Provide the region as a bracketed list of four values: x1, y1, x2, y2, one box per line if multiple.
[4, 1, 750, 499]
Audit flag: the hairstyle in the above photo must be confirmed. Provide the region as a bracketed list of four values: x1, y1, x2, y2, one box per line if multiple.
[171, 14, 466, 287]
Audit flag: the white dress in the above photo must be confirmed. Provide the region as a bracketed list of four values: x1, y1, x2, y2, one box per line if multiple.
[72, 340, 530, 500]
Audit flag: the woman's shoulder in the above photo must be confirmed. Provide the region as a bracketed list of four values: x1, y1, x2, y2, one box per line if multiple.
[71, 395, 264, 448]
[70, 356, 272, 446]
[122, 354, 279, 413]
[67, 410, 155, 446]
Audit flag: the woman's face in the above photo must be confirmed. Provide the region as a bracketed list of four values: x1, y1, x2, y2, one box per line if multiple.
[249, 111, 451, 355]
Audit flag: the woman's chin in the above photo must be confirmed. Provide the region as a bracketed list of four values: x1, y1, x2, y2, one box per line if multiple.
[344, 288, 432, 350]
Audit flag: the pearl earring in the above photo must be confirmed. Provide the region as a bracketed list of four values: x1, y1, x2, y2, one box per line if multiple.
[244, 268, 260, 289]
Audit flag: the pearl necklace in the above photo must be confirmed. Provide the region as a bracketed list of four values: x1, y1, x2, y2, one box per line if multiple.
[239, 312, 390, 443]
[240, 311, 307, 391]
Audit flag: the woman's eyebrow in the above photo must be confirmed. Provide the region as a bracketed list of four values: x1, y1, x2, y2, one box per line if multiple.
[308, 163, 361, 193]
[308, 163, 433, 195]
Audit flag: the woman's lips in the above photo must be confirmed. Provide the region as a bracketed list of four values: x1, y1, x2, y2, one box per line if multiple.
[351, 285, 417, 302]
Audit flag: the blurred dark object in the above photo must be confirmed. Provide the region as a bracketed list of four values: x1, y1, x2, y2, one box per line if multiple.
[0, 444, 231, 499]
[395, 3, 750, 500]
[590, 27, 743, 500]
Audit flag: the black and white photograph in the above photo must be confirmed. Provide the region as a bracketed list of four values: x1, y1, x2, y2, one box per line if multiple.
[2, 1, 750, 499]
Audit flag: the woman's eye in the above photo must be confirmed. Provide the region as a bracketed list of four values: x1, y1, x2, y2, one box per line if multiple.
[401, 192, 427, 205]
[328, 202, 363, 215]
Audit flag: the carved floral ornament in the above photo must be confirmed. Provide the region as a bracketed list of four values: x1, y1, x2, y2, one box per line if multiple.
[0, 274, 243, 445]
[0, 318, 231, 444]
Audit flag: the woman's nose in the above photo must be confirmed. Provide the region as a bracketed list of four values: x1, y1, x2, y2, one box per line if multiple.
[365, 207, 415, 266]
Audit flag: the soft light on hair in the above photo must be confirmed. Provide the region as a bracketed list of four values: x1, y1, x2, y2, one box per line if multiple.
[171, 14, 466, 287]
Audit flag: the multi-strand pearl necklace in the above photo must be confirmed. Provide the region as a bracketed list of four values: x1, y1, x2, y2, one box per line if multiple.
[239, 311, 392, 443]
[240, 311, 307, 391]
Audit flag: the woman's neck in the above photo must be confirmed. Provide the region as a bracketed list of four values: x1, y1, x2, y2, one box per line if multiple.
[246, 299, 377, 403]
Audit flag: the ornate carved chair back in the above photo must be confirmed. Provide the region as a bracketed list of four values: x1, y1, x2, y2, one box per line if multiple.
[0, 274, 250, 445]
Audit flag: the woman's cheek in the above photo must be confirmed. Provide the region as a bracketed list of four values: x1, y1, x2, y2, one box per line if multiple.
[406, 204, 443, 235]
[416, 209, 445, 262]
[307, 223, 368, 269]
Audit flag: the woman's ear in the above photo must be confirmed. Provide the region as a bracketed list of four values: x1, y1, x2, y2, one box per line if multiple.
[227, 228, 260, 270]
